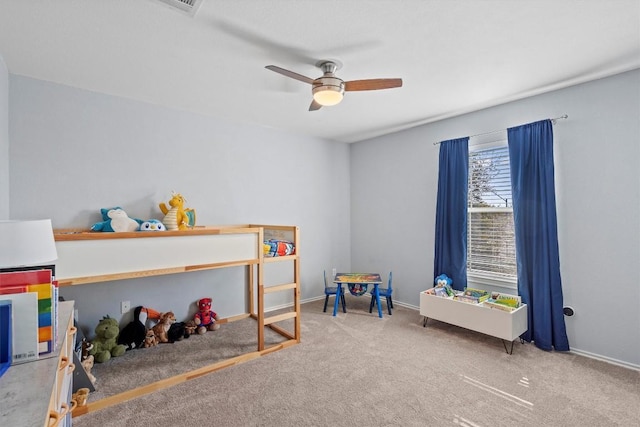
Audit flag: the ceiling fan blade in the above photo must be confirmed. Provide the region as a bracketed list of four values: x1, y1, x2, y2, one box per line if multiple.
[309, 100, 322, 111]
[344, 78, 403, 91]
[265, 65, 314, 85]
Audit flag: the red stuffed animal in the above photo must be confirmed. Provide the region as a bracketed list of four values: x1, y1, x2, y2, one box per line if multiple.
[194, 297, 220, 334]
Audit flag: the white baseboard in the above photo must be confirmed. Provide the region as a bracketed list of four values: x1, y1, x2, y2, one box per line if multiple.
[300, 296, 326, 305]
[394, 301, 419, 311]
[569, 348, 640, 371]
[265, 296, 324, 313]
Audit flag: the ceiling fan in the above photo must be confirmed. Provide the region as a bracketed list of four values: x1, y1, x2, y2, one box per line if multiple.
[265, 60, 403, 111]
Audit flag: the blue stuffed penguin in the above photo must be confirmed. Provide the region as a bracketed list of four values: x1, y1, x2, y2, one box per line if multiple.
[139, 219, 167, 232]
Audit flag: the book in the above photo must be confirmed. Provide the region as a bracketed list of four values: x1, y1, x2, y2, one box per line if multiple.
[483, 298, 517, 312]
[0, 300, 11, 378]
[455, 294, 482, 304]
[52, 280, 59, 350]
[434, 287, 450, 297]
[0, 292, 39, 363]
[0, 269, 55, 355]
[456, 287, 490, 303]
[28, 283, 54, 355]
[424, 287, 454, 298]
[489, 292, 522, 308]
[0, 269, 52, 288]
[0, 285, 28, 295]
[464, 287, 490, 302]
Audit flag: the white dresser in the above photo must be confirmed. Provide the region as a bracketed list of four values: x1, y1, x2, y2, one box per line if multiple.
[0, 300, 76, 426]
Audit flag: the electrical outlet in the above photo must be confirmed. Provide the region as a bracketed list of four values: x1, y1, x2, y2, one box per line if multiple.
[332, 268, 337, 278]
[121, 300, 130, 314]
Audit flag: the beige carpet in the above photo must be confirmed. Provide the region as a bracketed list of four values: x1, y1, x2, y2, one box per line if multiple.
[87, 315, 289, 401]
[73, 297, 640, 427]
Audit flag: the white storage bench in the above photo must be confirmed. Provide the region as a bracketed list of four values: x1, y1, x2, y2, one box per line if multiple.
[419, 289, 528, 354]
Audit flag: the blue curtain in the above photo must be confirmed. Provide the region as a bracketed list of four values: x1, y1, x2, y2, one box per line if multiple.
[508, 120, 569, 351]
[434, 137, 469, 291]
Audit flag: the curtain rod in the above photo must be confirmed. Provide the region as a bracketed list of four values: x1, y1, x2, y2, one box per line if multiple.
[432, 114, 569, 146]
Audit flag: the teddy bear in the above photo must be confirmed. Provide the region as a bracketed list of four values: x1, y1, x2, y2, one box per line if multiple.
[90, 207, 142, 232]
[193, 297, 220, 334]
[90, 316, 127, 363]
[152, 311, 177, 343]
[72, 388, 90, 407]
[184, 319, 198, 336]
[143, 328, 158, 348]
[81, 354, 97, 385]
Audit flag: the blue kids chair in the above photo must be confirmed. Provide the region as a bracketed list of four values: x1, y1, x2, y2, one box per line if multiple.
[324, 270, 346, 313]
[369, 271, 393, 315]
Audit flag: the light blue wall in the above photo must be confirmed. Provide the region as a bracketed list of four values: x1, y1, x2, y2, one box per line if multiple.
[0, 54, 8, 219]
[7, 68, 639, 368]
[350, 69, 640, 368]
[8, 76, 352, 334]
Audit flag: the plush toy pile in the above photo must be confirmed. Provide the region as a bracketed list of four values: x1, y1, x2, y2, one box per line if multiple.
[89, 191, 197, 233]
[89, 297, 222, 365]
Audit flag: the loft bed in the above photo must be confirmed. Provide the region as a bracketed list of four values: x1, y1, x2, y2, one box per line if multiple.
[53, 224, 300, 417]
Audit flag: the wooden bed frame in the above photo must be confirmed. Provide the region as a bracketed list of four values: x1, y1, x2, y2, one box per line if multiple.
[54, 224, 300, 417]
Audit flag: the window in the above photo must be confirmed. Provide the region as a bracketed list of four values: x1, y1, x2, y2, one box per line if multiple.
[467, 141, 517, 286]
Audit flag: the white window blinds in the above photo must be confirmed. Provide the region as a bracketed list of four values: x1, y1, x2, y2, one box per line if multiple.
[467, 144, 517, 281]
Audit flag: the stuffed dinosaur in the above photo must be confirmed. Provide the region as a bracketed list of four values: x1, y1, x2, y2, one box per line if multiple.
[91, 207, 142, 232]
[90, 316, 126, 363]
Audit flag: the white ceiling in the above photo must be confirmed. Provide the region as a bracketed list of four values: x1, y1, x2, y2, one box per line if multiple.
[0, 0, 639, 143]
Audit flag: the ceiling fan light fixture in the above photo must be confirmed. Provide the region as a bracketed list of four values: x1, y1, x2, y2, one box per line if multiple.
[312, 78, 345, 106]
[313, 87, 344, 106]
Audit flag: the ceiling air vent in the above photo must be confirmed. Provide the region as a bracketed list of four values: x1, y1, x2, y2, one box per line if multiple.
[154, 0, 204, 17]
